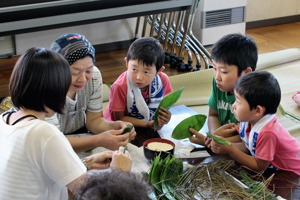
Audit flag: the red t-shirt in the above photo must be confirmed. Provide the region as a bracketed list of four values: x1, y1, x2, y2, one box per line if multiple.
[238, 116, 300, 175]
[104, 71, 172, 121]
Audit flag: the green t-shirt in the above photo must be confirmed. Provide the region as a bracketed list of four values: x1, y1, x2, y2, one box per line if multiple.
[207, 77, 239, 125]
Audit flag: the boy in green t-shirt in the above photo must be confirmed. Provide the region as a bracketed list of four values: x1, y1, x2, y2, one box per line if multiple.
[189, 33, 258, 145]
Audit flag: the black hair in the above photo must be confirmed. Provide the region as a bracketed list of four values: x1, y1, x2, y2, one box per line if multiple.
[211, 33, 258, 75]
[127, 37, 165, 72]
[234, 70, 281, 115]
[9, 47, 71, 114]
[74, 170, 151, 200]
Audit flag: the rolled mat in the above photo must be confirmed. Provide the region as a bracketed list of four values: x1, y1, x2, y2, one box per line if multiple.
[257, 48, 300, 70]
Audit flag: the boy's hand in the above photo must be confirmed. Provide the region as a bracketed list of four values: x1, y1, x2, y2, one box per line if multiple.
[210, 136, 232, 155]
[213, 123, 238, 137]
[204, 136, 212, 148]
[158, 107, 171, 124]
[156, 107, 171, 130]
[189, 128, 206, 146]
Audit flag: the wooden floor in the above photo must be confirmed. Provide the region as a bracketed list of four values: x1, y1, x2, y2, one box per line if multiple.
[1, 21, 300, 98]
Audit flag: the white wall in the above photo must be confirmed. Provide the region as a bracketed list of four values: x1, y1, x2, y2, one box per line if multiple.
[15, 18, 137, 55]
[246, 0, 300, 22]
[5, 0, 300, 55]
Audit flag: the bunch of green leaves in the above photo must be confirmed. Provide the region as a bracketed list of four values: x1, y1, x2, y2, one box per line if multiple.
[154, 87, 184, 130]
[147, 153, 185, 199]
[240, 170, 277, 200]
[171, 114, 207, 140]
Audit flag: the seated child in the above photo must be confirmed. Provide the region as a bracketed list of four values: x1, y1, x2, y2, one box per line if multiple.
[104, 37, 173, 130]
[292, 91, 300, 106]
[210, 70, 300, 175]
[189, 33, 258, 145]
[74, 170, 151, 200]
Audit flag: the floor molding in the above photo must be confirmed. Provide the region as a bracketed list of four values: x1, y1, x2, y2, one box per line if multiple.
[246, 15, 300, 29]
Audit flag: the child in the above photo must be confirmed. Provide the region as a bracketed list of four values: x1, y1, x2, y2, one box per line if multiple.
[104, 37, 173, 130]
[0, 47, 132, 199]
[49, 33, 136, 152]
[210, 71, 300, 175]
[189, 33, 258, 145]
[74, 170, 151, 200]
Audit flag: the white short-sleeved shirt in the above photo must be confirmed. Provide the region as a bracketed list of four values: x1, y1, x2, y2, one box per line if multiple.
[0, 114, 86, 199]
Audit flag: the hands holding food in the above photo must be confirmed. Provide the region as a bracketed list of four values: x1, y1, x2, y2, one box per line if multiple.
[110, 146, 132, 172]
[82, 146, 132, 172]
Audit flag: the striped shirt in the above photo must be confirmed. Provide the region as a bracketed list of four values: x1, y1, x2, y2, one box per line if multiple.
[45, 66, 103, 134]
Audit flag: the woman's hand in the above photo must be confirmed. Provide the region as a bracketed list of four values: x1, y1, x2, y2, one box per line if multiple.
[110, 146, 132, 172]
[113, 121, 137, 141]
[85, 151, 113, 170]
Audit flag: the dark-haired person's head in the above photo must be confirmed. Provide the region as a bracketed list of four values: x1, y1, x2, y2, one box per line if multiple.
[9, 47, 71, 114]
[211, 33, 258, 76]
[127, 37, 165, 72]
[50, 33, 95, 65]
[234, 70, 281, 115]
[51, 33, 95, 94]
[74, 170, 151, 200]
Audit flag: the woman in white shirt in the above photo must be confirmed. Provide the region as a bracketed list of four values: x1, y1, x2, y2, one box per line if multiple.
[0, 47, 132, 200]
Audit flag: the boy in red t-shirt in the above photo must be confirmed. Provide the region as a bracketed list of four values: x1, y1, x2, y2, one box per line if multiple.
[210, 71, 300, 175]
[104, 37, 172, 130]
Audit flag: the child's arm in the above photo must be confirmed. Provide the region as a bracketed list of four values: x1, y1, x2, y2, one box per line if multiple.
[213, 123, 238, 137]
[210, 139, 270, 172]
[208, 108, 238, 138]
[225, 135, 242, 143]
[114, 111, 153, 129]
[189, 128, 207, 146]
[207, 107, 221, 135]
[114, 107, 171, 130]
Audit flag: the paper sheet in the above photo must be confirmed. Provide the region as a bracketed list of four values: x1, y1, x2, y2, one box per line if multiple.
[70, 105, 210, 173]
[157, 105, 210, 158]
[69, 134, 152, 174]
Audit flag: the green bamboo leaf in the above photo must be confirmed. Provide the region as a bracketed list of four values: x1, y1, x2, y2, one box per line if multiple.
[171, 114, 207, 140]
[160, 156, 184, 200]
[154, 87, 184, 130]
[122, 124, 134, 134]
[151, 155, 164, 192]
[278, 104, 300, 124]
[207, 132, 231, 145]
[240, 170, 253, 186]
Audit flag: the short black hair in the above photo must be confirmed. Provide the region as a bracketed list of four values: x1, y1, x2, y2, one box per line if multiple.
[234, 70, 281, 115]
[9, 47, 71, 114]
[211, 33, 258, 76]
[74, 170, 151, 200]
[127, 37, 165, 72]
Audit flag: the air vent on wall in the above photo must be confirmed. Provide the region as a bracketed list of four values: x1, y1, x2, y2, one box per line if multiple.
[202, 7, 245, 28]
